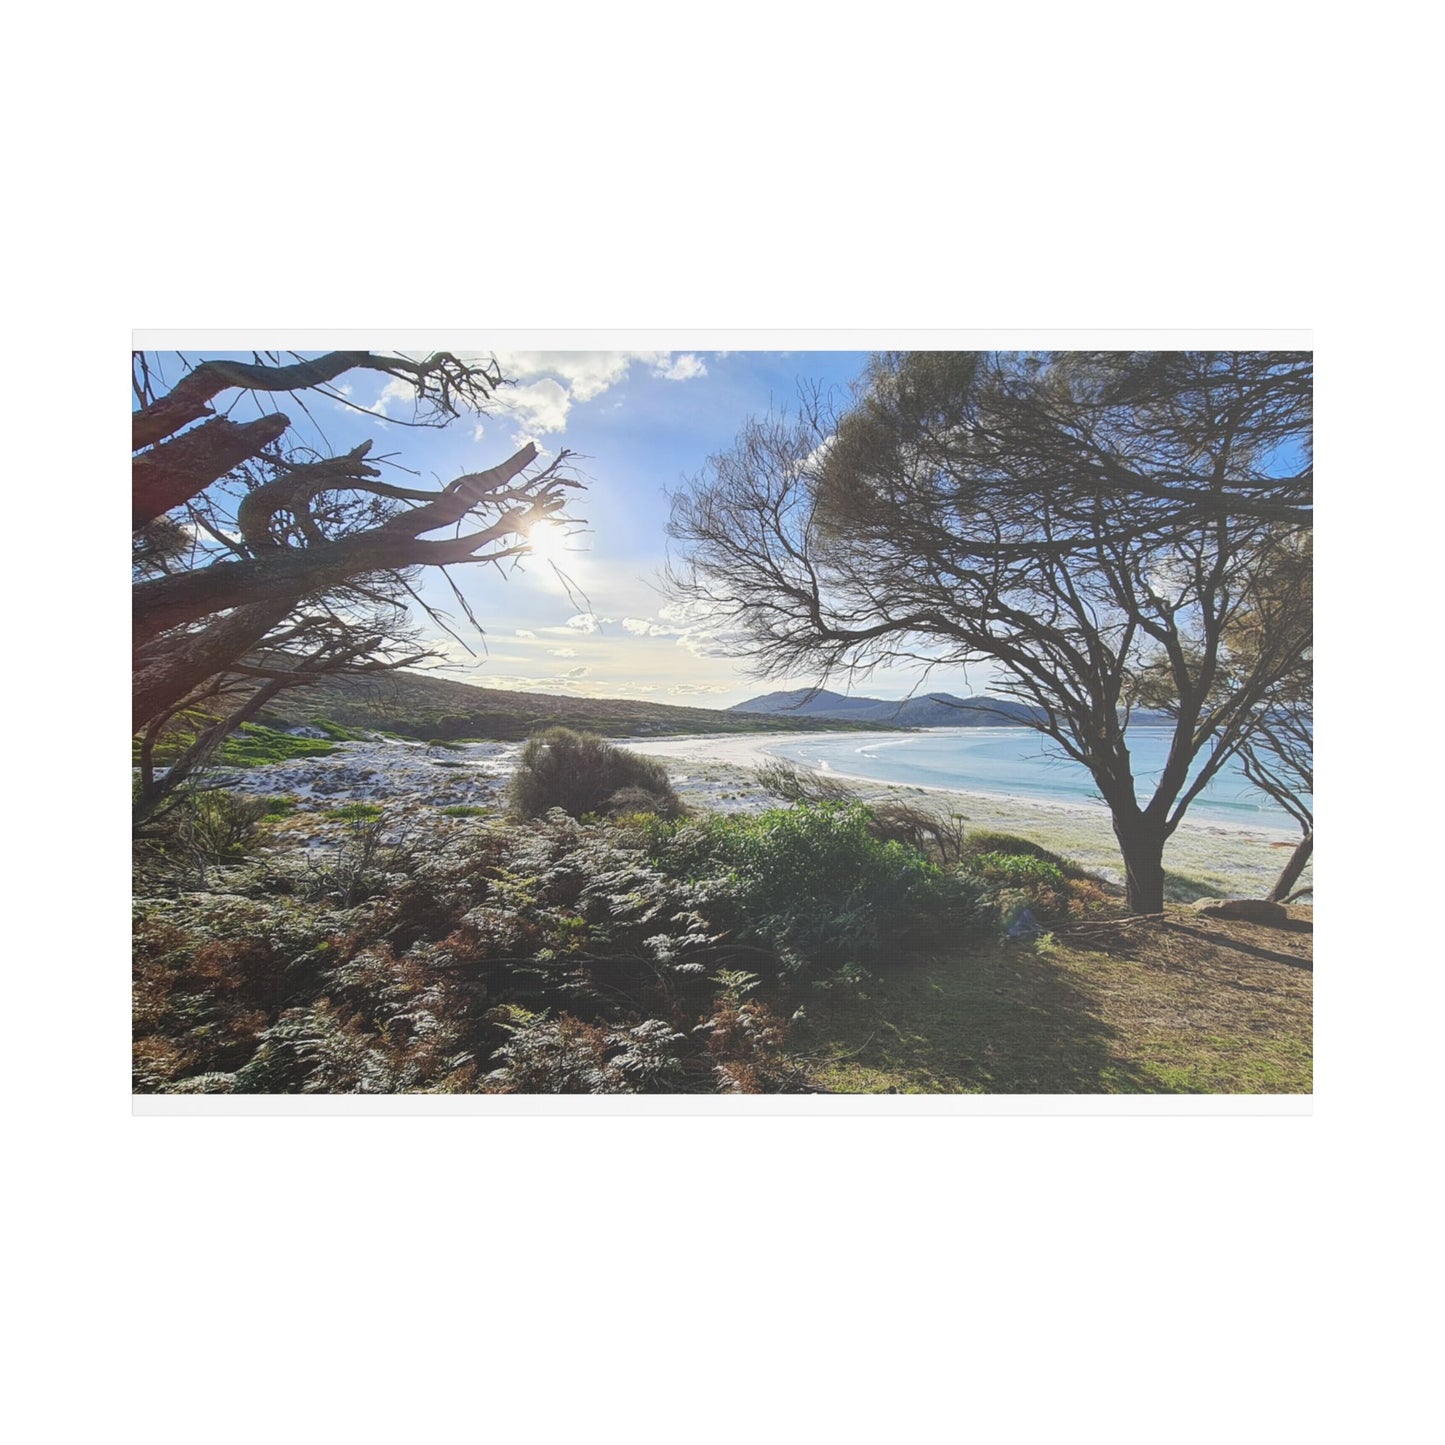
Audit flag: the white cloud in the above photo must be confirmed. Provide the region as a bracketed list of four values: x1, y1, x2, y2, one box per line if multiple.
[366, 375, 415, 418]
[548, 647, 577, 658]
[491, 351, 654, 403]
[496, 377, 571, 436]
[667, 681, 734, 696]
[654, 353, 707, 382]
[514, 629, 537, 639]
[564, 612, 612, 634]
[562, 666, 589, 678]
[475, 351, 710, 440]
[649, 600, 751, 658]
[621, 616, 680, 637]
[657, 600, 709, 627]
[677, 627, 752, 659]
[509, 432, 551, 457]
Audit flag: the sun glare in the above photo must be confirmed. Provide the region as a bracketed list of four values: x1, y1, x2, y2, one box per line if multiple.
[526, 520, 569, 566]
[523, 519, 588, 593]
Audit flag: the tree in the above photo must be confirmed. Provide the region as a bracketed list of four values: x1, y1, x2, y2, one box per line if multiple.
[132, 350, 580, 819]
[1225, 532, 1313, 901]
[666, 351, 1312, 915]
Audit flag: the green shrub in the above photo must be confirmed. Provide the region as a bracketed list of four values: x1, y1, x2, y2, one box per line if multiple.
[216, 724, 338, 768]
[651, 802, 984, 976]
[507, 728, 681, 821]
[439, 804, 489, 818]
[310, 718, 369, 742]
[865, 801, 968, 864]
[183, 789, 270, 861]
[325, 801, 385, 822]
[754, 758, 857, 804]
[962, 848, 1109, 923]
[958, 831, 1067, 867]
[967, 851, 1067, 888]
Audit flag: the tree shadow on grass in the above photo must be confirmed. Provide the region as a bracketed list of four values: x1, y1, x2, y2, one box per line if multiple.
[1164, 922, 1313, 971]
[799, 941, 1166, 1094]
[1162, 869, 1232, 904]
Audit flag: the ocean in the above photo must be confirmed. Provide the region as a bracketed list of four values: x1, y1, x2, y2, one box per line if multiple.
[762, 726, 1308, 833]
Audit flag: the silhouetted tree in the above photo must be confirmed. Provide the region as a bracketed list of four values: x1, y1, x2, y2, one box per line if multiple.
[132, 350, 581, 821]
[666, 351, 1312, 914]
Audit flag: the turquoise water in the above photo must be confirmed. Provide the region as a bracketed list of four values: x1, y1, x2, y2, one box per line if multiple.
[763, 726, 1307, 832]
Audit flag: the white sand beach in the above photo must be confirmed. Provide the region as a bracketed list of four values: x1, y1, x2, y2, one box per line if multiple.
[214, 727, 1308, 901]
[617, 731, 1310, 901]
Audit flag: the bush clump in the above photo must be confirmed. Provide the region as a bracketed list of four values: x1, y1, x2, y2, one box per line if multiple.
[507, 728, 682, 821]
[959, 835, 1116, 923]
[649, 801, 984, 976]
[216, 723, 338, 768]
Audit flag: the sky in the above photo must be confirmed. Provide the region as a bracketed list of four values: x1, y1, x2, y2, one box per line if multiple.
[149, 349, 1002, 710]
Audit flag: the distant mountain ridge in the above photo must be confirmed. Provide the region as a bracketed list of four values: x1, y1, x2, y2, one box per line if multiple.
[731, 687, 1173, 729]
[730, 688, 1041, 727]
[248, 670, 884, 742]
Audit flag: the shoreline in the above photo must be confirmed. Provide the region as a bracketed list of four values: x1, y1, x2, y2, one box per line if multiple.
[617, 729, 1310, 900]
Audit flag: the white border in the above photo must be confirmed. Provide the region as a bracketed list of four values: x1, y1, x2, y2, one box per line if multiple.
[135, 327, 1311, 351]
[136, 1094, 1311, 1116]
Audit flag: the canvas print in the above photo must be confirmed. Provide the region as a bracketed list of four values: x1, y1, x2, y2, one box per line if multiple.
[132, 346, 1312, 1097]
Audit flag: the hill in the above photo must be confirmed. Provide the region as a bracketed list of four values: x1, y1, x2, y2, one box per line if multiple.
[253, 669, 890, 742]
[733, 687, 1174, 729]
[732, 688, 1044, 728]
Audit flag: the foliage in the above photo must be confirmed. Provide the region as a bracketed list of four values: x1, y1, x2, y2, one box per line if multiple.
[864, 801, 968, 865]
[961, 842, 1118, 927]
[754, 758, 857, 804]
[754, 761, 968, 862]
[138, 800, 963, 1093]
[305, 811, 414, 906]
[647, 802, 985, 976]
[182, 790, 271, 860]
[485, 1012, 685, 1093]
[507, 728, 682, 821]
[697, 971, 810, 1092]
[133, 787, 1308, 1095]
[324, 802, 385, 823]
[216, 723, 339, 768]
[666, 350, 1312, 913]
[969, 851, 1068, 888]
[133, 787, 271, 886]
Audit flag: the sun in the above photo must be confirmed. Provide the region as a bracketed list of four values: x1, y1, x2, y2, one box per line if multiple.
[525, 520, 570, 566]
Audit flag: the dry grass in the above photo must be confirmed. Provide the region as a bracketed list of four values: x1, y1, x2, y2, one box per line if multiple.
[799, 905, 1312, 1094]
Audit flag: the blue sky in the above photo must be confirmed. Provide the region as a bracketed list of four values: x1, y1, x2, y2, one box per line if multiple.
[147, 349, 1001, 709]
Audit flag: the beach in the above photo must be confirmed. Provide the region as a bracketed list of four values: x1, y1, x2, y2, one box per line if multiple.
[617, 731, 1309, 902]
[212, 727, 1308, 902]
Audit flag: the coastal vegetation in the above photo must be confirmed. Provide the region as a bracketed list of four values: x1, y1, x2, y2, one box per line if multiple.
[132, 728, 1310, 1095]
[667, 351, 1312, 914]
[133, 348, 1312, 1095]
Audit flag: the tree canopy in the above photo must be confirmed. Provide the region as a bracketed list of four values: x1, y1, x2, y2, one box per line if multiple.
[666, 350, 1312, 913]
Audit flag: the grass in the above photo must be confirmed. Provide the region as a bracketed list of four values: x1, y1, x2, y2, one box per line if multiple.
[324, 802, 385, 822]
[215, 723, 338, 768]
[439, 804, 488, 817]
[795, 908, 1312, 1094]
